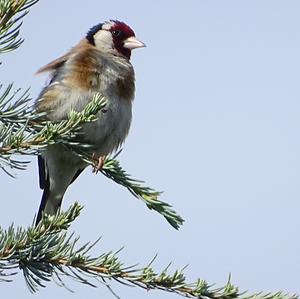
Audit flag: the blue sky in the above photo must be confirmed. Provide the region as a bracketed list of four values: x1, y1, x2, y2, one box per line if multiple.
[1, 1, 300, 298]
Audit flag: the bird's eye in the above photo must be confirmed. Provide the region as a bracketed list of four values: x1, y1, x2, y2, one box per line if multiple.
[112, 30, 121, 37]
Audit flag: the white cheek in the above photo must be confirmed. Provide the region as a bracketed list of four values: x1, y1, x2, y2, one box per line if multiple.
[93, 30, 114, 51]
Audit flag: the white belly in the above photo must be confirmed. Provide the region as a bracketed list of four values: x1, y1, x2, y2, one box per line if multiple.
[82, 95, 132, 156]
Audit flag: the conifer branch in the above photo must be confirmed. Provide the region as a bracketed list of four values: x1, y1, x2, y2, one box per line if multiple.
[0, 0, 39, 54]
[0, 86, 184, 229]
[0, 204, 297, 299]
[99, 155, 184, 229]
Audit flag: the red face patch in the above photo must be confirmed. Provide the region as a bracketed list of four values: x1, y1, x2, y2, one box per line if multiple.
[110, 21, 135, 38]
[109, 21, 136, 59]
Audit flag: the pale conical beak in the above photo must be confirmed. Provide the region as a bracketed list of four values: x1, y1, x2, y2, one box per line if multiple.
[123, 36, 146, 50]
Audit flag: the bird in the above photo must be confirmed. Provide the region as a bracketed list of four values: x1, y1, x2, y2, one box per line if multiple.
[34, 20, 145, 224]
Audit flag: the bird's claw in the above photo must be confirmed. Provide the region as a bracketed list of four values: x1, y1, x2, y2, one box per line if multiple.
[92, 155, 105, 174]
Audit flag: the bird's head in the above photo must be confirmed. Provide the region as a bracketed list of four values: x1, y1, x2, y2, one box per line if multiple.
[86, 20, 145, 59]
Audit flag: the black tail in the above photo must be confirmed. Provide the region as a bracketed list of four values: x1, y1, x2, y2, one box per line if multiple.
[35, 171, 50, 225]
[36, 155, 50, 225]
[35, 155, 84, 225]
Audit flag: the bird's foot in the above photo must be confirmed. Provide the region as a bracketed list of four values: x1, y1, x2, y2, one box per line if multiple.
[92, 154, 106, 174]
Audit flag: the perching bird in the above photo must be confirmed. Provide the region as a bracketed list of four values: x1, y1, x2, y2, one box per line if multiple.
[35, 20, 145, 224]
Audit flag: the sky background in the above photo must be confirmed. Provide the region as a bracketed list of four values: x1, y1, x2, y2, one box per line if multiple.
[1, 0, 300, 298]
